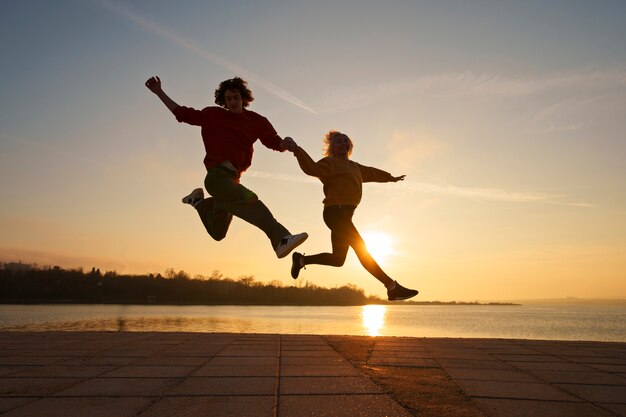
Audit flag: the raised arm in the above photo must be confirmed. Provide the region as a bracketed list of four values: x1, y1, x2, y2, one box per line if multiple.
[145, 76, 180, 114]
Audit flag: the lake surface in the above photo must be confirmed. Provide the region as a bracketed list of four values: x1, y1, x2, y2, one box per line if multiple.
[0, 304, 624, 342]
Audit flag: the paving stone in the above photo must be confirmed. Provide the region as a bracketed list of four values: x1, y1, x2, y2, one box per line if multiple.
[472, 398, 613, 417]
[528, 370, 626, 385]
[57, 356, 138, 366]
[280, 356, 348, 366]
[54, 377, 180, 396]
[437, 359, 513, 370]
[509, 361, 596, 372]
[444, 368, 540, 383]
[493, 354, 567, 363]
[368, 357, 438, 367]
[209, 356, 277, 366]
[281, 350, 343, 358]
[281, 345, 335, 351]
[132, 356, 208, 366]
[556, 383, 626, 403]
[369, 345, 426, 352]
[454, 380, 580, 401]
[370, 350, 431, 359]
[8, 365, 116, 378]
[427, 350, 493, 360]
[217, 349, 277, 357]
[139, 395, 274, 417]
[281, 365, 362, 377]
[102, 365, 197, 378]
[568, 356, 626, 365]
[0, 366, 31, 377]
[170, 377, 275, 395]
[601, 403, 626, 417]
[0, 397, 37, 413]
[586, 363, 626, 373]
[193, 364, 276, 377]
[1, 397, 155, 417]
[0, 377, 81, 396]
[19, 349, 100, 357]
[280, 376, 381, 395]
[531, 347, 605, 357]
[280, 394, 412, 417]
[0, 356, 63, 366]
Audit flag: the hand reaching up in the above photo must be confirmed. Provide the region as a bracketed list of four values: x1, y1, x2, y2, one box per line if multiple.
[145, 76, 163, 94]
[392, 175, 406, 182]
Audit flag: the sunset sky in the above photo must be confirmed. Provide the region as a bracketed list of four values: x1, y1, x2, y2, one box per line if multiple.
[1, 0, 625, 301]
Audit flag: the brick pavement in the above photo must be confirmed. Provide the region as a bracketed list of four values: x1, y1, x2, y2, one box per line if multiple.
[0, 332, 624, 416]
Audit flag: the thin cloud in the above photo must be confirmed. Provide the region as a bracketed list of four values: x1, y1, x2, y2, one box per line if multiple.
[317, 69, 626, 113]
[98, 0, 316, 114]
[246, 170, 318, 184]
[1, 133, 117, 170]
[247, 170, 590, 206]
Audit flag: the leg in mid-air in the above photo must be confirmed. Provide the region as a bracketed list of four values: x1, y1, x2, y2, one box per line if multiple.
[183, 188, 233, 241]
[185, 167, 307, 258]
[291, 205, 417, 301]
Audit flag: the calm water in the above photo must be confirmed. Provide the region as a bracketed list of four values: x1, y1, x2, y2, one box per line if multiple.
[0, 304, 624, 342]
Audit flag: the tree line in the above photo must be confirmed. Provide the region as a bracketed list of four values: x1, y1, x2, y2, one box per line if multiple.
[0, 263, 374, 306]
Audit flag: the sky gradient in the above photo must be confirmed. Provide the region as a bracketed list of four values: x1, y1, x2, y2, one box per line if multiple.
[1, 0, 625, 301]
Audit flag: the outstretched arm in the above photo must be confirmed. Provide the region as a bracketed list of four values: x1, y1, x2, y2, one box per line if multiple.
[145, 76, 180, 114]
[283, 137, 332, 178]
[359, 164, 406, 183]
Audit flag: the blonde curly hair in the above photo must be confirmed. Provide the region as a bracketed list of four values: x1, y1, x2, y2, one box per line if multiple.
[322, 130, 353, 158]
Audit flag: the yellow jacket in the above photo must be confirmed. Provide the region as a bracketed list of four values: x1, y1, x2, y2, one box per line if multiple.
[294, 146, 395, 207]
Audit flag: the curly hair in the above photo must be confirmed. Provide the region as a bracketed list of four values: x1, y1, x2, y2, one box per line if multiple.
[214, 77, 254, 108]
[323, 130, 354, 158]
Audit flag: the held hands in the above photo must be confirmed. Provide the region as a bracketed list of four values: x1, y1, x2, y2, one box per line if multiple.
[282, 137, 298, 153]
[145, 76, 162, 94]
[392, 175, 406, 182]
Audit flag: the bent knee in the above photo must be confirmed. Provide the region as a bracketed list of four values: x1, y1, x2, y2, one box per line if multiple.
[209, 231, 228, 241]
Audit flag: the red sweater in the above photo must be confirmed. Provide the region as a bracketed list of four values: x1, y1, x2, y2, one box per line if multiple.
[174, 106, 283, 173]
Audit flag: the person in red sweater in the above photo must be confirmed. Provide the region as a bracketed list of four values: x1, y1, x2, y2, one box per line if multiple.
[145, 75, 307, 258]
[284, 131, 418, 301]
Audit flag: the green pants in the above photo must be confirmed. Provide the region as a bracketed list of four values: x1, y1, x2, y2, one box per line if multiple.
[195, 166, 290, 250]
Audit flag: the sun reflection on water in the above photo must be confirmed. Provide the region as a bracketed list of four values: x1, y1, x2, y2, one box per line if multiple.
[361, 304, 387, 336]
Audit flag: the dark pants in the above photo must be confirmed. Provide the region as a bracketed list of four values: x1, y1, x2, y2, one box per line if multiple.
[195, 166, 290, 251]
[303, 205, 393, 287]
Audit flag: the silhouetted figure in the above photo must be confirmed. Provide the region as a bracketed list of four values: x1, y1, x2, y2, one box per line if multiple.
[145, 76, 307, 258]
[284, 132, 418, 301]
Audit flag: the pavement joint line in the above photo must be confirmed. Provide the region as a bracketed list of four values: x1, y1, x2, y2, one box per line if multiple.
[273, 334, 281, 417]
[502, 344, 622, 406]
[128, 334, 234, 416]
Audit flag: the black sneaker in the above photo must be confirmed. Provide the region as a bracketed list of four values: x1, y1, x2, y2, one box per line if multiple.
[291, 252, 305, 279]
[182, 188, 204, 207]
[387, 281, 419, 301]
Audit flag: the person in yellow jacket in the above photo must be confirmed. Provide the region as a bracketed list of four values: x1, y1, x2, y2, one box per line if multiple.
[284, 131, 418, 301]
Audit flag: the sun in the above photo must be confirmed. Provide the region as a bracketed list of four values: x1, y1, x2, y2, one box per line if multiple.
[361, 231, 394, 263]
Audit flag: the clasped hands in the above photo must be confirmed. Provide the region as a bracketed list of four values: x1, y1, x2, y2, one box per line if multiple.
[282, 136, 298, 152]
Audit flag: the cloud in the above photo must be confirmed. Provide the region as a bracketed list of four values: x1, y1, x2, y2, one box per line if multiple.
[246, 170, 318, 184]
[386, 131, 448, 168]
[316, 69, 626, 113]
[1, 133, 117, 170]
[247, 170, 590, 206]
[98, 0, 316, 114]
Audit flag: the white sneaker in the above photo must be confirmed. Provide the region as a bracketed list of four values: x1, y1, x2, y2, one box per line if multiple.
[275, 233, 308, 258]
[182, 188, 204, 207]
